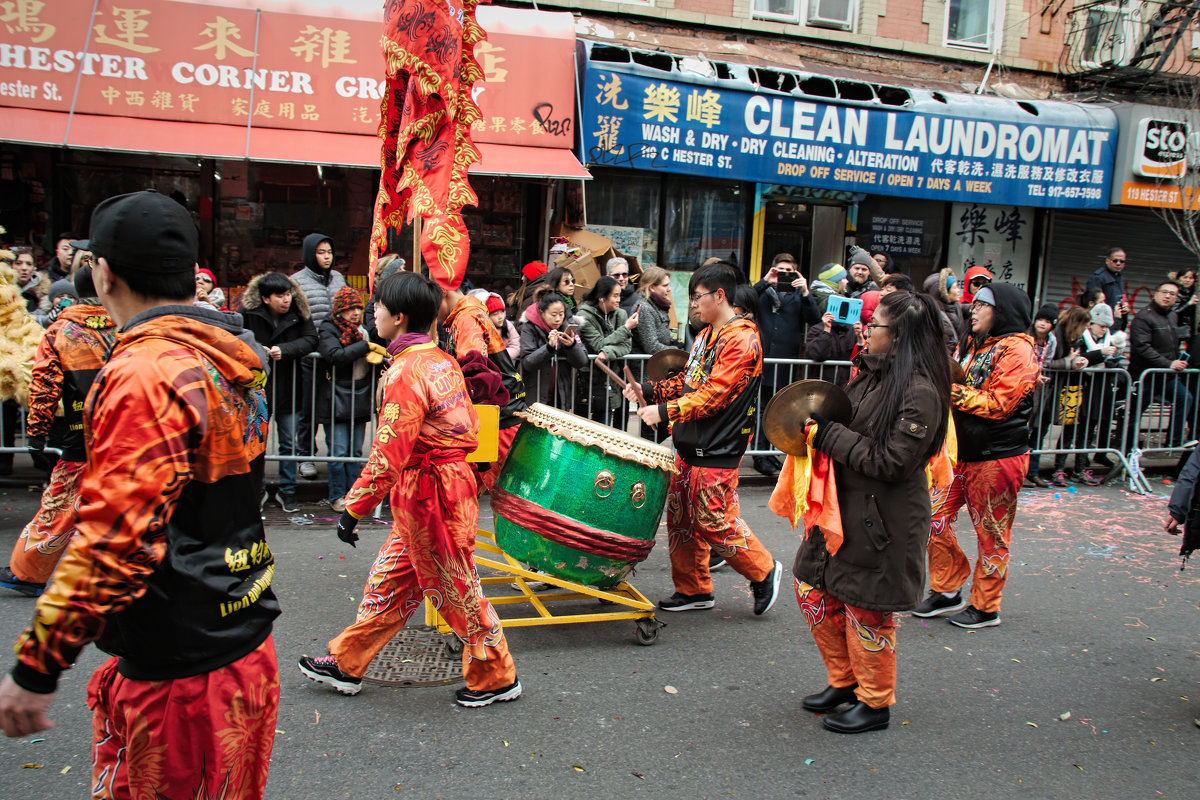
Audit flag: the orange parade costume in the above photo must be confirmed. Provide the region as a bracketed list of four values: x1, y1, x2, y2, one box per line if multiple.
[330, 337, 516, 691]
[10, 303, 116, 584]
[443, 294, 528, 490]
[646, 317, 776, 595]
[11, 308, 280, 800]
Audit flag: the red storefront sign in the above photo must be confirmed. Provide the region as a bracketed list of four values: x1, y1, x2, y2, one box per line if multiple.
[0, 0, 581, 165]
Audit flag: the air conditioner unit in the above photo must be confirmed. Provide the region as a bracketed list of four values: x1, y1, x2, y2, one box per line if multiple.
[807, 0, 854, 30]
[1080, 5, 1136, 68]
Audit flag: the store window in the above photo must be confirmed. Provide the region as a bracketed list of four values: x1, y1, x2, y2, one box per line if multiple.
[583, 171, 662, 269]
[945, 0, 1002, 51]
[662, 177, 746, 271]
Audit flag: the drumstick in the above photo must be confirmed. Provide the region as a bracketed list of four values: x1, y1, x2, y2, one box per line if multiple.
[592, 357, 628, 391]
[622, 365, 647, 408]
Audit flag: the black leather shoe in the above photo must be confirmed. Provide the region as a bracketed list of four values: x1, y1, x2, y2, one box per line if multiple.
[822, 701, 890, 734]
[801, 683, 858, 713]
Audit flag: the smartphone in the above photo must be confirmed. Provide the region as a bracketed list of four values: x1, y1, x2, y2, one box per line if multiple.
[563, 326, 577, 340]
[776, 270, 797, 292]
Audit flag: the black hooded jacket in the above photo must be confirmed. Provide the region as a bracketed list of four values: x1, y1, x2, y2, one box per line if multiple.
[952, 283, 1039, 462]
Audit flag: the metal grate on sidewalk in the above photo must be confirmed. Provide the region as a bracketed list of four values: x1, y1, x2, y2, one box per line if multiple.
[361, 626, 464, 687]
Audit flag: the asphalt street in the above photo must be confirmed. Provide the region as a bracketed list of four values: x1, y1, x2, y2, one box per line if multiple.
[0, 473, 1197, 800]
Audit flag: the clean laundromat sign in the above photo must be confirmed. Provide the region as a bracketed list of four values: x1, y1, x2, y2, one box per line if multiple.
[582, 68, 1117, 209]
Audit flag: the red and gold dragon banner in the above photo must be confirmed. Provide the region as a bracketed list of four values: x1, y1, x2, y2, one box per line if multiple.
[371, 0, 488, 292]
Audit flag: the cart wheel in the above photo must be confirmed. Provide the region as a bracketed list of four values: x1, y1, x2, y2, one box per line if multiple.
[634, 619, 659, 646]
[443, 636, 464, 656]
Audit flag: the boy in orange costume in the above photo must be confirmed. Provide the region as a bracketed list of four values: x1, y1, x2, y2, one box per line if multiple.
[300, 271, 520, 707]
[440, 283, 528, 490]
[0, 190, 281, 799]
[1, 265, 116, 596]
[626, 261, 782, 615]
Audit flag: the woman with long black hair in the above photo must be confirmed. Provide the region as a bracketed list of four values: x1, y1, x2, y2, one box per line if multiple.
[792, 291, 950, 734]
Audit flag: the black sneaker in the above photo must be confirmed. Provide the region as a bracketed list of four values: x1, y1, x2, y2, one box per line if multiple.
[709, 551, 727, 571]
[298, 655, 362, 695]
[752, 456, 781, 478]
[278, 494, 300, 513]
[0, 566, 44, 597]
[948, 604, 1001, 629]
[751, 560, 783, 616]
[455, 679, 522, 707]
[910, 590, 967, 618]
[1092, 452, 1115, 468]
[658, 592, 715, 612]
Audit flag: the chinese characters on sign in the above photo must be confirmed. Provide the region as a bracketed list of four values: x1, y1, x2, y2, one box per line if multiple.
[0, 0, 576, 150]
[948, 202, 1033, 289]
[870, 216, 924, 257]
[581, 62, 1117, 209]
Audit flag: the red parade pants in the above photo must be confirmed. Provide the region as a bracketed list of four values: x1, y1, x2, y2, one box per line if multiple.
[796, 581, 897, 709]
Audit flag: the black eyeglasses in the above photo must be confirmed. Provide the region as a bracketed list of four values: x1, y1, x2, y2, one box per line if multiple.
[1110, 258, 1125, 264]
[866, 323, 889, 332]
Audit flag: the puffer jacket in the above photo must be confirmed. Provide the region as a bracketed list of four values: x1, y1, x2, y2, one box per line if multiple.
[952, 283, 1040, 462]
[793, 353, 948, 611]
[240, 274, 318, 415]
[291, 233, 347, 329]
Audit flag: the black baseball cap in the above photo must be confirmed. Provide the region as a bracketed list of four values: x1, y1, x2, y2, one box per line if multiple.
[88, 189, 197, 275]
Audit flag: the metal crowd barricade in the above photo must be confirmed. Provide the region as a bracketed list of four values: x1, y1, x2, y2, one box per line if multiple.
[1128, 367, 1200, 479]
[1027, 366, 1143, 492]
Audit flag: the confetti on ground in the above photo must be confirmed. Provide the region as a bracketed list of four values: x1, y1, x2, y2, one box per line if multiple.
[21, 763, 41, 769]
[664, 685, 678, 694]
[632, 772, 645, 780]
[804, 758, 815, 765]
[1026, 722, 1039, 728]
[60, 766, 71, 775]
[312, 711, 320, 725]
[573, 765, 585, 772]
[1059, 711, 1072, 721]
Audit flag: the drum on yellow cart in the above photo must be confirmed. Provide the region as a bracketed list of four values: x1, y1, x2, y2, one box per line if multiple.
[426, 403, 676, 645]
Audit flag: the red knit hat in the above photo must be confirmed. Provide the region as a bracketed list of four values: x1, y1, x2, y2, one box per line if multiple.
[332, 286, 364, 315]
[195, 268, 217, 285]
[485, 293, 506, 314]
[522, 260, 547, 281]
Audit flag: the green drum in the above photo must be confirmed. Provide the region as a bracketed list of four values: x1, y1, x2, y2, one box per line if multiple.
[492, 403, 676, 588]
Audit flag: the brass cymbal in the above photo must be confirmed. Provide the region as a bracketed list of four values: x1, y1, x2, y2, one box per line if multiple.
[647, 348, 688, 381]
[949, 355, 967, 384]
[762, 380, 852, 457]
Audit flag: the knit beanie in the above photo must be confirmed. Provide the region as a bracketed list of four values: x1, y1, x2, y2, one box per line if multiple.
[486, 293, 506, 314]
[1089, 302, 1114, 327]
[523, 261, 547, 281]
[849, 250, 874, 269]
[818, 263, 847, 284]
[1035, 303, 1059, 324]
[332, 286, 364, 315]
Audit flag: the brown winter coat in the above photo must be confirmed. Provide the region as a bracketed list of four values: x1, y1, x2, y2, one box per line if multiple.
[792, 353, 947, 611]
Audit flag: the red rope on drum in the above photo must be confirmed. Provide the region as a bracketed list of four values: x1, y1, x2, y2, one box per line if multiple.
[491, 487, 656, 563]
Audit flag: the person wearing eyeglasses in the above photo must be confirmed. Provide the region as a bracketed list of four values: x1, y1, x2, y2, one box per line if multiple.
[1085, 247, 1129, 331]
[605, 256, 640, 317]
[1125, 280, 1193, 450]
[914, 284, 1040, 629]
[622, 260, 783, 617]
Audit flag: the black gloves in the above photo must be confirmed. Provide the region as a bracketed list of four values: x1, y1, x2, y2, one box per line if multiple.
[809, 412, 832, 451]
[336, 510, 359, 548]
[26, 436, 53, 472]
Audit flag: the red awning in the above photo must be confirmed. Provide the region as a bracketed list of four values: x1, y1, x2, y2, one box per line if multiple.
[5, 108, 590, 179]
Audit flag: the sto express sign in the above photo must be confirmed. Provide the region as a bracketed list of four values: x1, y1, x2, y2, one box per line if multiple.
[1134, 117, 1191, 179]
[582, 67, 1118, 208]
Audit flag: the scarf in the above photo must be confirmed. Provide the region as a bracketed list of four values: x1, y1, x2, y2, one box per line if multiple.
[650, 291, 672, 310]
[387, 332, 432, 356]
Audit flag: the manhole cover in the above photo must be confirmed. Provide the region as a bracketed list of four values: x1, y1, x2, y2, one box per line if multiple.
[361, 626, 464, 687]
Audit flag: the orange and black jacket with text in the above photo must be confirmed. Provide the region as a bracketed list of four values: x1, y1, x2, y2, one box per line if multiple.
[443, 295, 527, 427]
[645, 316, 762, 468]
[12, 306, 279, 693]
[952, 284, 1040, 463]
[26, 304, 117, 461]
[343, 339, 479, 515]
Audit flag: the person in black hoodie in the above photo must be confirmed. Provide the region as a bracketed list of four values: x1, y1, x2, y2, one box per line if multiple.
[291, 233, 347, 480]
[242, 272, 318, 511]
[913, 284, 1039, 630]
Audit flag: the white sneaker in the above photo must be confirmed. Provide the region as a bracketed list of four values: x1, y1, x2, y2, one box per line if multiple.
[299, 462, 318, 480]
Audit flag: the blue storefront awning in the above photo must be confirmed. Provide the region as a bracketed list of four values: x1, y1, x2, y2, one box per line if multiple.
[579, 42, 1118, 209]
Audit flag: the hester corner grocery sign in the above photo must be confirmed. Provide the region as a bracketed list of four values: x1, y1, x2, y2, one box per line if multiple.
[0, 0, 575, 148]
